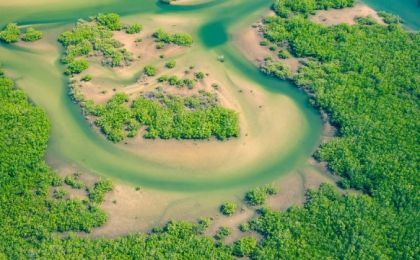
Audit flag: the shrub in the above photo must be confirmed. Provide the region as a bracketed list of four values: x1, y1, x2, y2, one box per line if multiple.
[239, 223, 250, 232]
[220, 202, 237, 216]
[88, 179, 113, 204]
[96, 13, 122, 30]
[153, 28, 193, 46]
[144, 65, 157, 76]
[81, 74, 93, 81]
[165, 60, 176, 69]
[0, 23, 20, 43]
[260, 40, 268, 46]
[195, 72, 205, 80]
[64, 59, 89, 75]
[53, 188, 68, 199]
[158, 75, 169, 82]
[277, 49, 289, 59]
[214, 227, 231, 240]
[64, 175, 84, 189]
[126, 23, 142, 34]
[232, 236, 257, 257]
[22, 27, 42, 42]
[245, 187, 268, 205]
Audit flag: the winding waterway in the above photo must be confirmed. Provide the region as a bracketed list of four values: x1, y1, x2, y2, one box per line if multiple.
[0, 0, 417, 194]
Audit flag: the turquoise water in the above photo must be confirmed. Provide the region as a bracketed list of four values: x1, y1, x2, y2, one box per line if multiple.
[363, 0, 420, 30]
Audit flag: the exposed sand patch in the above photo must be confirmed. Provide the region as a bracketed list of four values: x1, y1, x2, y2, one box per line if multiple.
[310, 4, 384, 26]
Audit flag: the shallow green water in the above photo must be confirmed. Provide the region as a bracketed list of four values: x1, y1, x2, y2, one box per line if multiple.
[1, 0, 319, 192]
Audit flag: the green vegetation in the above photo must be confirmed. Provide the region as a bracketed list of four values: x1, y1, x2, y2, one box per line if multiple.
[0, 74, 109, 257]
[165, 60, 176, 69]
[272, 0, 354, 17]
[131, 91, 239, 140]
[244, 1, 419, 258]
[2, 2, 417, 258]
[220, 202, 237, 216]
[0, 72, 236, 258]
[239, 223, 250, 232]
[64, 59, 89, 75]
[195, 71, 205, 80]
[377, 11, 402, 25]
[153, 28, 193, 46]
[159, 75, 196, 89]
[260, 61, 291, 80]
[83, 91, 239, 142]
[232, 236, 257, 257]
[125, 23, 142, 34]
[144, 65, 157, 76]
[92, 93, 132, 142]
[259, 40, 268, 46]
[64, 174, 84, 189]
[22, 27, 43, 42]
[0, 24, 43, 43]
[250, 184, 417, 258]
[81, 74, 93, 82]
[0, 23, 20, 43]
[58, 13, 132, 72]
[97, 13, 122, 31]
[245, 185, 277, 206]
[53, 188, 68, 199]
[214, 226, 231, 240]
[263, 2, 419, 208]
[277, 49, 289, 59]
[88, 179, 113, 204]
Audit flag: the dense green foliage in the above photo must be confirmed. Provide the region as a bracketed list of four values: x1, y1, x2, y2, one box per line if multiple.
[232, 236, 257, 257]
[214, 227, 231, 241]
[64, 174, 84, 189]
[36, 221, 232, 259]
[272, 0, 354, 17]
[263, 7, 419, 209]
[246, 1, 420, 258]
[97, 13, 123, 31]
[64, 59, 89, 75]
[245, 185, 277, 206]
[88, 179, 113, 204]
[153, 28, 193, 46]
[0, 23, 20, 43]
[22, 27, 43, 42]
[0, 73, 234, 258]
[220, 201, 237, 216]
[158, 74, 196, 89]
[58, 14, 132, 71]
[131, 91, 239, 140]
[0, 74, 108, 258]
[250, 184, 418, 259]
[195, 71, 205, 80]
[165, 60, 176, 69]
[126, 23, 142, 34]
[92, 93, 133, 142]
[144, 64, 157, 76]
[85, 91, 239, 141]
[260, 60, 291, 80]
